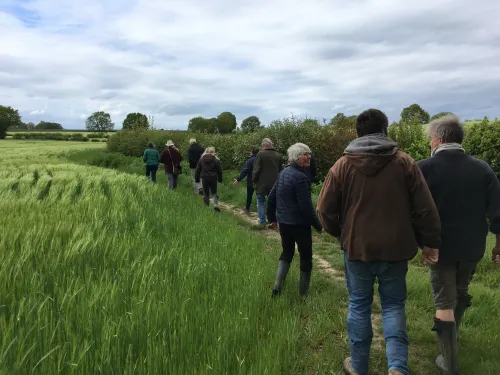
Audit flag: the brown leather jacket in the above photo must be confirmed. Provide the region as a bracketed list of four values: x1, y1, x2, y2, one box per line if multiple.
[317, 134, 441, 262]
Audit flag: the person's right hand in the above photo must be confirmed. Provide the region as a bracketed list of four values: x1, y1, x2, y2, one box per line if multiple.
[233, 179, 239, 185]
[422, 247, 439, 266]
[492, 246, 500, 264]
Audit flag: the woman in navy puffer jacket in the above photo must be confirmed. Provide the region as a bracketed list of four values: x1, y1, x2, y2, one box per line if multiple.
[267, 142, 323, 297]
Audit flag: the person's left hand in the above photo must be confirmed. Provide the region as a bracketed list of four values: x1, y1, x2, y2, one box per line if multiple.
[421, 247, 439, 266]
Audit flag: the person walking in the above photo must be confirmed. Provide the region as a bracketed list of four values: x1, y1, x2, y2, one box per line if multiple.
[160, 140, 181, 190]
[267, 143, 322, 298]
[233, 146, 259, 215]
[317, 108, 441, 375]
[252, 138, 282, 228]
[143, 142, 160, 183]
[188, 138, 205, 195]
[417, 115, 500, 375]
[195, 147, 223, 212]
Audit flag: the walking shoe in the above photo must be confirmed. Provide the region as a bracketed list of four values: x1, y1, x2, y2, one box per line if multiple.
[343, 357, 359, 375]
[388, 369, 404, 375]
[243, 208, 250, 216]
[271, 260, 290, 297]
[214, 207, 221, 212]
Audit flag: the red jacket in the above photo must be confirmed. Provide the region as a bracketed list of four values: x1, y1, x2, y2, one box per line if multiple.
[160, 147, 182, 173]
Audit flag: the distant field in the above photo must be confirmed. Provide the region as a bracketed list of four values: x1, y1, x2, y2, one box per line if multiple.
[7, 129, 117, 133]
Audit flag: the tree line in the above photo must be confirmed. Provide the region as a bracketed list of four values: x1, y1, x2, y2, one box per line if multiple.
[0, 102, 491, 140]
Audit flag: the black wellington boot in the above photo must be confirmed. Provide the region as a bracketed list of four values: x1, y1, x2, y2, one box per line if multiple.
[454, 294, 472, 341]
[432, 318, 459, 375]
[271, 260, 290, 297]
[299, 271, 311, 298]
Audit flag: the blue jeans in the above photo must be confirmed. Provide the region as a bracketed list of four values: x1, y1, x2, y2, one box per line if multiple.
[145, 164, 158, 183]
[256, 193, 267, 224]
[344, 252, 409, 375]
[166, 173, 178, 190]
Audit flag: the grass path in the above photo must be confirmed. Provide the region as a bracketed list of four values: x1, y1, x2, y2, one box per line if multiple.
[41, 144, 500, 373]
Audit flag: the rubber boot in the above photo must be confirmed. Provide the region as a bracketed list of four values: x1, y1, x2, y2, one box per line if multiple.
[271, 260, 290, 297]
[454, 294, 472, 341]
[432, 318, 459, 375]
[299, 271, 311, 297]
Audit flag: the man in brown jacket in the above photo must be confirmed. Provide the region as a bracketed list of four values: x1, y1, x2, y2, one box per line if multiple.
[317, 108, 441, 375]
[252, 138, 282, 226]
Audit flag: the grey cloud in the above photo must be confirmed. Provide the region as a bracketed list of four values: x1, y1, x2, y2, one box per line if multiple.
[316, 46, 360, 61]
[156, 102, 262, 119]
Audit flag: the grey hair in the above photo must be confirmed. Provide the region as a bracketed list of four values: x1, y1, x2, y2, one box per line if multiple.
[189, 138, 196, 145]
[427, 114, 465, 144]
[287, 143, 311, 163]
[261, 138, 273, 148]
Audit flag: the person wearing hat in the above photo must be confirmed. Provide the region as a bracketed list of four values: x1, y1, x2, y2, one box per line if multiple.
[160, 140, 182, 190]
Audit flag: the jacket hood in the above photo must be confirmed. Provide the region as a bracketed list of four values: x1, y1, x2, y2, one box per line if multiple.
[344, 133, 398, 176]
[200, 153, 217, 168]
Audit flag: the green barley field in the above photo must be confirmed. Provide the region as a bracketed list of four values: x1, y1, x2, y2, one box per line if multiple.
[1, 140, 499, 374]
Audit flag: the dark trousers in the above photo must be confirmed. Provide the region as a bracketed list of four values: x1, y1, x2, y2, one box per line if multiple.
[245, 185, 254, 210]
[278, 223, 313, 272]
[202, 178, 218, 206]
[145, 164, 158, 183]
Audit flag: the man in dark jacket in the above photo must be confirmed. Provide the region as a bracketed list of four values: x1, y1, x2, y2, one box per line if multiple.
[188, 138, 205, 194]
[417, 115, 500, 374]
[317, 108, 441, 375]
[267, 143, 322, 298]
[233, 146, 259, 215]
[252, 138, 282, 226]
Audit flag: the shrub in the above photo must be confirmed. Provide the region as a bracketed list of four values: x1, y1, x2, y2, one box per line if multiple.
[388, 116, 430, 161]
[107, 116, 357, 179]
[87, 133, 102, 139]
[91, 139, 100, 142]
[82, 137, 89, 142]
[463, 117, 500, 177]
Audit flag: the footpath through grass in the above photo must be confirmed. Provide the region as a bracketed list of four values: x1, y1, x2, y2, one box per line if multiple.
[67, 146, 500, 374]
[3, 141, 498, 374]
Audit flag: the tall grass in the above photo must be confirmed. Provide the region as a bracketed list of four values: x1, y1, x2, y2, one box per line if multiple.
[0, 141, 305, 374]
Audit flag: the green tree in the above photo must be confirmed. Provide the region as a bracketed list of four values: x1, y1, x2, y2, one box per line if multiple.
[463, 117, 500, 177]
[85, 111, 114, 132]
[329, 113, 357, 130]
[189, 117, 207, 132]
[122, 112, 149, 130]
[400, 104, 430, 124]
[388, 115, 430, 161]
[35, 121, 63, 130]
[25, 121, 35, 130]
[430, 112, 455, 121]
[216, 112, 237, 134]
[240, 116, 261, 133]
[0, 105, 22, 139]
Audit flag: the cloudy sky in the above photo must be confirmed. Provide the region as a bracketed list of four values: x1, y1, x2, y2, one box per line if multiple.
[1, 0, 499, 129]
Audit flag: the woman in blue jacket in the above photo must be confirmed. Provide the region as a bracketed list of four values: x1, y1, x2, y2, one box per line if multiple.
[267, 143, 323, 298]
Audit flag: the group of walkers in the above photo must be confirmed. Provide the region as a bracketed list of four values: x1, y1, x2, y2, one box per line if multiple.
[142, 138, 223, 210]
[267, 109, 500, 375]
[143, 109, 500, 375]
